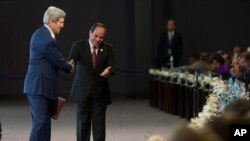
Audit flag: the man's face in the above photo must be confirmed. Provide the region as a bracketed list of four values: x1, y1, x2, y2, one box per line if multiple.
[49, 18, 64, 34]
[89, 27, 106, 47]
[167, 20, 176, 32]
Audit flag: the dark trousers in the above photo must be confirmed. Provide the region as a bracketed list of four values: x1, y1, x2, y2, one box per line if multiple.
[77, 93, 107, 141]
[26, 94, 55, 141]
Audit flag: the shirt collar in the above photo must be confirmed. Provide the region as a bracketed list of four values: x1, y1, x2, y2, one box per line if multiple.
[89, 39, 94, 48]
[44, 24, 55, 39]
[89, 39, 99, 49]
[168, 31, 175, 35]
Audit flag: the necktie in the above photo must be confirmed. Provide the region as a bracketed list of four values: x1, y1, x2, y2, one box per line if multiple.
[92, 47, 97, 69]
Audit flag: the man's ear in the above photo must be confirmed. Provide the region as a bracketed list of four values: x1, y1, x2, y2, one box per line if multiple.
[49, 19, 57, 25]
[47, 19, 53, 26]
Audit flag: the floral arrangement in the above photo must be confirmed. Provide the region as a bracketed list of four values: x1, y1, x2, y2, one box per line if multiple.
[149, 68, 249, 130]
[149, 69, 203, 87]
[188, 77, 249, 129]
[188, 78, 224, 129]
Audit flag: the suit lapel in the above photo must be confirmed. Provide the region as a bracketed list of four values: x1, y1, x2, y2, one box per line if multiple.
[82, 41, 106, 71]
[80, 41, 93, 70]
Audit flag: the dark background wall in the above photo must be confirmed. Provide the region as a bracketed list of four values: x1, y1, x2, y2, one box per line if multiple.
[1, 0, 250, 99]
[166, 0, 250, 64]
[153, 0, 250, 63]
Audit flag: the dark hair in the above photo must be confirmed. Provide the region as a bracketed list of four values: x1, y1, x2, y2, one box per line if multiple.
[213, 54, 225, 64]
[90, 22, 106, 33]
[190, 54, 199, 61]
[199, 51, 209, 61]
[166, 18, 175, 24]
[239, 51, 250, 62]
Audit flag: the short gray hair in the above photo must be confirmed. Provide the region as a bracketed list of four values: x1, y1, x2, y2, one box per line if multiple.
[43, 6, 66, 24]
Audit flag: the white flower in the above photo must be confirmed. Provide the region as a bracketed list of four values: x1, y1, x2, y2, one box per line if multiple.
[162, 71, 170, 77]
[149, 68, 156, 75]
[187, 74, 196, 83]
[212, 77, 219, 81]
[204, 76, 211, 83]
[148, 68, 249, 130]
[178, 72, 185, 78]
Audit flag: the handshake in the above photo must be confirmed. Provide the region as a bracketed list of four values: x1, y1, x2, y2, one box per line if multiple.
[68, 59, 111, 78]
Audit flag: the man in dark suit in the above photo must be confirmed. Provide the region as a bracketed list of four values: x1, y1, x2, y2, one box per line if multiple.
[23, 6, 74, 141]
[156, 19, 183, 68]
[68, 23, 115, 141]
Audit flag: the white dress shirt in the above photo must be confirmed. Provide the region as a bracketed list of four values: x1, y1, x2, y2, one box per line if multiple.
[44, 24, 55, 39]
[168, 31, 175, 40]
[89, 39, 98, 55]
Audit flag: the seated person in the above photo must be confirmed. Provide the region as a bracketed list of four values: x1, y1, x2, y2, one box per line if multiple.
[231, 51, 250, 92]
[220, 51, 231, 66]
[211, 54, 229, 79]
[230, 61, 241, 78]
[188, 53, 199, 65]
[175, 52, 209, 72]
[231, 46, 241, 67]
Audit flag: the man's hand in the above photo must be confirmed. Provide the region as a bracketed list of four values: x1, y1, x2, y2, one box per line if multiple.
[100, 66, 111, 78]
[69, 59, 75, 73]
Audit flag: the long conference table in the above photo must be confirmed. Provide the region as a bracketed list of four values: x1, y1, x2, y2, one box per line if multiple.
[150, 77, 210, 120]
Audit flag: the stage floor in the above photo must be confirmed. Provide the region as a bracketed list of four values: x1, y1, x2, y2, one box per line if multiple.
[0, 98, 187, 141]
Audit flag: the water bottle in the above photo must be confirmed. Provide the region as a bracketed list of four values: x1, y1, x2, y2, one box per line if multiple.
[194, 71, 199, 87]
[170, 56, 174, 69]
[230, 79, 240, 102]
[228, 77, 234, 94]
[220, 92, 227, 110]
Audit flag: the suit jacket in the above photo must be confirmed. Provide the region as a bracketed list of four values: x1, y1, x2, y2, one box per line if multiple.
[23, 26, 71, 100]
[68, 40, 115, 105]
[156, 31, 183, 68]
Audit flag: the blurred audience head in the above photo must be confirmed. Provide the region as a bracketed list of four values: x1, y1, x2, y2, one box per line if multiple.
[166, 19, 176, 32]
[188, 54, 199, 65]
[222, 98, 250, 118]
[238, 51, 250, 72]
[232, 46, 241, 55]
[206, 115, 250, 141]
[200, 52, 209, 62]
[212, 54, 229, 77]
[220, 52, 230, 63]
[171, 125, 222, 141]
[247, 47, 250, 52]
[216, 50, 224, 55]
[212, 54, 225, 68]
